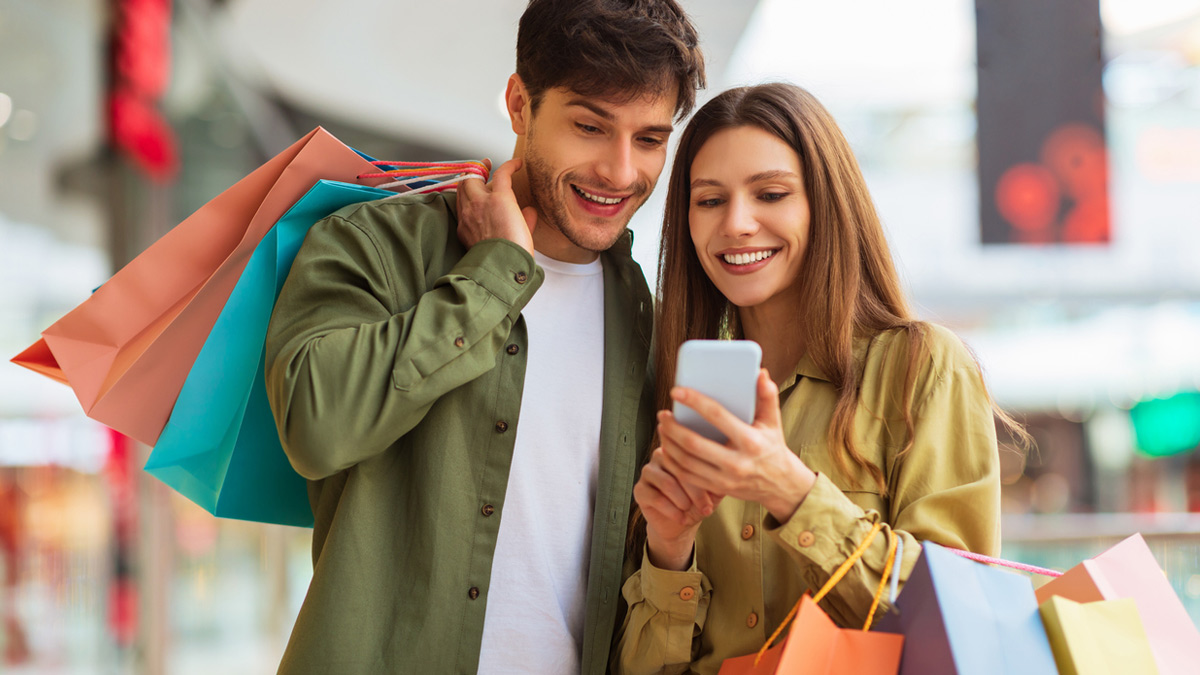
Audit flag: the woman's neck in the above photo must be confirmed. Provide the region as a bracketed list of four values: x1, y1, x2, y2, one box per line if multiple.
[738, 300, 805, 386]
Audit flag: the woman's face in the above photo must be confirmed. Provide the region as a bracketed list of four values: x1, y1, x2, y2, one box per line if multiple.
[688, 125, 811, 311]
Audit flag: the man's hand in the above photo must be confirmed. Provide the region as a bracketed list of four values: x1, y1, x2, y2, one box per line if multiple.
[455, 158, 538, 255]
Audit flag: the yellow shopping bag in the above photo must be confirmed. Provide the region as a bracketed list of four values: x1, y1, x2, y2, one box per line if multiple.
[1039, 596, 1159, 675]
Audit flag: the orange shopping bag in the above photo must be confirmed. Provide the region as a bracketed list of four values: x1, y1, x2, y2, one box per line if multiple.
[11, 128, 383, 445]
[1034, 533, 1200, 675]
[718, 522, 904, 675]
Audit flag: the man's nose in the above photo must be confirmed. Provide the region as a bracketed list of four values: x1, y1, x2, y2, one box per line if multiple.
[594, 140, 638, 189]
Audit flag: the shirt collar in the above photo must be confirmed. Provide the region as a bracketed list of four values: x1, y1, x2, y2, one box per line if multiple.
[779, 333, 875, 391]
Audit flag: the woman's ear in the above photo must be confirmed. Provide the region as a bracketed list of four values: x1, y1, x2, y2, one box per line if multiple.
[505, 74, 531, 136]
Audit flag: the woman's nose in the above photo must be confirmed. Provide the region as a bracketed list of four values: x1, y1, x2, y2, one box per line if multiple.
[719, 198, 758, 238]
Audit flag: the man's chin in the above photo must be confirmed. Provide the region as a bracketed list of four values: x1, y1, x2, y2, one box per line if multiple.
[563, 221, 632, 253]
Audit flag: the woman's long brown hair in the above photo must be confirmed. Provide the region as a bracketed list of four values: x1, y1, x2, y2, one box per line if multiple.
[629, 82, 1026, 553]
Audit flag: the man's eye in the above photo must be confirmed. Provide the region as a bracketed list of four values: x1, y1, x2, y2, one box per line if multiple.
[639, 136, 665, 148]
[577, 124, 601, 134]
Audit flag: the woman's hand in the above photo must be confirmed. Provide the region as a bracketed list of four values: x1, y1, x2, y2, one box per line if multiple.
[658, 369, 817, 523]
[634, 447, 721, 571]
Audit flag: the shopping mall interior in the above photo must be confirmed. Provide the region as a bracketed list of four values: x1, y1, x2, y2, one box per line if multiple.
[2, 0, 1199, 672]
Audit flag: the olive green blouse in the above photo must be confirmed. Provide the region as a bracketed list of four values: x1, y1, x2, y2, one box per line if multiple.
[614, 324, 1002, 674]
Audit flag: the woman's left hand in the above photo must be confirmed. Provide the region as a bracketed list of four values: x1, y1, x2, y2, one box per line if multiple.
[658, 369, 818, 523]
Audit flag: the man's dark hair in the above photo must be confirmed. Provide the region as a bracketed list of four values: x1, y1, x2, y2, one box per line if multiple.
[516, 0, 706, 120]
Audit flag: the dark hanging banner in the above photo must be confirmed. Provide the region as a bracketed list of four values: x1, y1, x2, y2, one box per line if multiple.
[975, 0, 1110, 244]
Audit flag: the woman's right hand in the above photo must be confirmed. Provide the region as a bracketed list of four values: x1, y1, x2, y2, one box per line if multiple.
[634, 445, 721, 571]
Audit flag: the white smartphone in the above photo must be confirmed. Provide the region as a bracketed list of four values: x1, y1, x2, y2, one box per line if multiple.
[672, 339, 762, 443]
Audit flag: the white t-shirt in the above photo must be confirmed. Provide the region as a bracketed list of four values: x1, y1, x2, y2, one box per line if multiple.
[477, 252, 606, 674]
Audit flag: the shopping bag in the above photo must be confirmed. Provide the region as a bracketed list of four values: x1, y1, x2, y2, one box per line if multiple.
[11, 128, 382, 445]
[143, 180, 394, 527]
[875, 541, 1057, 675]
[1039, 595, 1158, 675]
[1034, 533, 1200, 674]
[718, 522, 904, 675]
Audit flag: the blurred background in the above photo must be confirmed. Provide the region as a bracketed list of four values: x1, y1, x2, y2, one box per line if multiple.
[1, 0, 1199, 672]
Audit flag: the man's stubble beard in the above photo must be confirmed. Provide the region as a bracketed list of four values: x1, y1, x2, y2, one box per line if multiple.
[523, 141, 650, 255]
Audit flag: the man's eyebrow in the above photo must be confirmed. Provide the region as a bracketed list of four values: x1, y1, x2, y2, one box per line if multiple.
[566, 98, 616, 122]
[565, 98, 674, 135]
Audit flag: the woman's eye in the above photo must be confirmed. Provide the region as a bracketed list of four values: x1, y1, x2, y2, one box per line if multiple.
[760, 192, 789, 202]
[695, 198, 724, 208]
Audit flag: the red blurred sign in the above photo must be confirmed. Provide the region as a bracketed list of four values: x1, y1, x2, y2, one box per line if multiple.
[976, 0, 1110, 244]
[108, 0, 178, 182]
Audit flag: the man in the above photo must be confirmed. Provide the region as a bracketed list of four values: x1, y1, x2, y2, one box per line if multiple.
[264, 1, 705, 672]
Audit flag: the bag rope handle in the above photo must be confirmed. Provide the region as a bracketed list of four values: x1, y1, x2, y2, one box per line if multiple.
[948, 548, 1062, 577]
[754, 521, 895, 666]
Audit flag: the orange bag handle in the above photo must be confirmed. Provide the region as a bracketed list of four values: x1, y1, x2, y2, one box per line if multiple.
[754, 521, 899, 666]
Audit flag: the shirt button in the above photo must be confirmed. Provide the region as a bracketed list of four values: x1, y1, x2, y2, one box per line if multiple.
[679, 586, 695, 601]
[514, 271, 528, 284]
[481, 504, 494, 516]
[798, 531, 816, 547]
[506, 344, 519, 355]
[742, 524, 755, 540]
[468, 586, 480, 600]
[454, 336, 465, 348]
[746, 612, 759, 628]
[495, 420, 508, 433]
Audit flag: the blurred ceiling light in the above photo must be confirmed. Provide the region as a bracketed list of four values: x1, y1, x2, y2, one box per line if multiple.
[1103, 0, 1200, 36]
[0, 93, 11, 127]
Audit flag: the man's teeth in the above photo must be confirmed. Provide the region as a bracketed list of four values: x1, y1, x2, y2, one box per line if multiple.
[573, 185, 623, 205]
[722, 250, 776, 265]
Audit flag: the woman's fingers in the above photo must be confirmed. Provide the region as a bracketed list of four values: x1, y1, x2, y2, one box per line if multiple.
[670, 386, 758, 449]
[753, 369, 784, 430]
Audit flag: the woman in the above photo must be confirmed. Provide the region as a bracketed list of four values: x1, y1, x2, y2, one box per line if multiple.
[614, 83, 1024, 674]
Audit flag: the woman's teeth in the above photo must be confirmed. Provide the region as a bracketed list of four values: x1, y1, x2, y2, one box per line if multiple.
[722, 250, 776, 266]
[573, 185, 623, 205]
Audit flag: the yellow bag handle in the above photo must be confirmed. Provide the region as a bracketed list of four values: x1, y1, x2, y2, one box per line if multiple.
[753, 521, 899, 666]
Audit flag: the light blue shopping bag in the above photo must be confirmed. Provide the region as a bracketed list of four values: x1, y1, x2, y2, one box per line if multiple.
[875, 541, 1058, 675]
[144, 180, 393, 526]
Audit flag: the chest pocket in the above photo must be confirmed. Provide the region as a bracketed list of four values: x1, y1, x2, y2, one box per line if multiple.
[796, 440, 890, 518]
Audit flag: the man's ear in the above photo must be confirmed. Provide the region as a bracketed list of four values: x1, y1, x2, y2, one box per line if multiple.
[505, 74, 532, 136]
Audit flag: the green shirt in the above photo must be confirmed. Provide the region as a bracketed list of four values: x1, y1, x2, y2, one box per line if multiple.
[615, 324, 1001, 675]
[265, 192, 655, 674]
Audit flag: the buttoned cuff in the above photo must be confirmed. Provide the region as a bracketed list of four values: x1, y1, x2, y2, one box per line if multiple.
[637, 545, 708, 617]
[763, 472, 878, 577]
[451, 238, 543, 313]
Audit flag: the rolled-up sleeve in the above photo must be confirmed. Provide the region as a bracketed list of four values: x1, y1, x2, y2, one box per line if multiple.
[764, 356, 1000, 629]
[615, 548, 711, 675]
[266, 201, 542, 480]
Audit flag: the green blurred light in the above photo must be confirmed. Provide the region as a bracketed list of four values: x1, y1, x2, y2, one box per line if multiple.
[1130, 392, 1200, 458]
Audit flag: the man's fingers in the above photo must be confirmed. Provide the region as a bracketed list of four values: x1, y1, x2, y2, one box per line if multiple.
[521, 206, 537, 233]
[490, 157, 523, 191]
[456, 172, 486, 202]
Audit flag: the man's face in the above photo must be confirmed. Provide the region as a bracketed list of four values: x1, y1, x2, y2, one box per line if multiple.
[519, 86, 676, 259]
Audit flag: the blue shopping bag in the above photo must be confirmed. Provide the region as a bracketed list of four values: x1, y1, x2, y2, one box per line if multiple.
[144, 180, 393, 526]
[875, 541, 1058, 675]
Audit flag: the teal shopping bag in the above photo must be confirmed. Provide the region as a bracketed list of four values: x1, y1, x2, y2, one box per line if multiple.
[875, 541, 1058, 675]
[144, 180, 393, 526]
